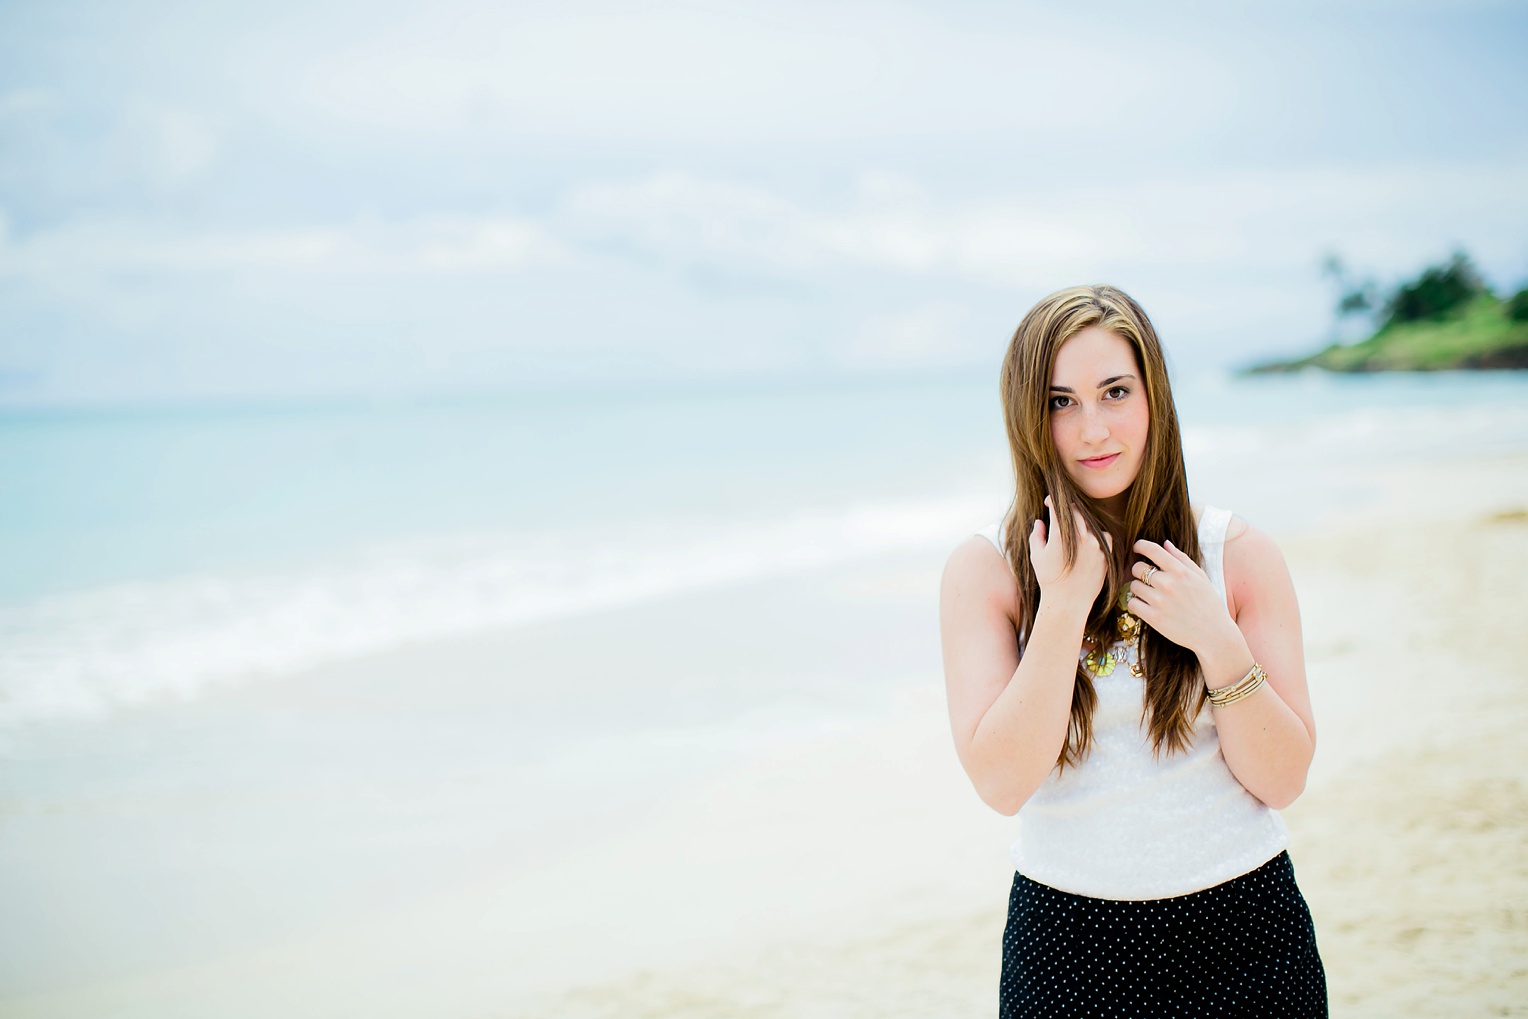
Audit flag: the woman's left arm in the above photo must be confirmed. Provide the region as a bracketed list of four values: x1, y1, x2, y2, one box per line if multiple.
[1129, 522, 1315, 809]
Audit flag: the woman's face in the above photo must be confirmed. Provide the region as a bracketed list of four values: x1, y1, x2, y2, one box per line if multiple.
[1047, 326, 1150, 513]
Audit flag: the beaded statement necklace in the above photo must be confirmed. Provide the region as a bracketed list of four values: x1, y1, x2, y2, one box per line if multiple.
[1081, 588, 1146, 679]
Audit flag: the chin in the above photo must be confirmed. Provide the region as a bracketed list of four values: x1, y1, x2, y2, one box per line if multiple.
[1073, 477, 1132, 505]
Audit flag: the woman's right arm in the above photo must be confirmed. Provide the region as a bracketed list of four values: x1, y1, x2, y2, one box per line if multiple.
[939, 504, 1108, 815]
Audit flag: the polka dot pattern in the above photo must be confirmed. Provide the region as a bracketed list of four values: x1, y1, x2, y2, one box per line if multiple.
[1000, 851, 1327, 1017]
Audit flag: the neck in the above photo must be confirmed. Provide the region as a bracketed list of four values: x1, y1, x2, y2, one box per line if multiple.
[1096, 490, 1130, 525]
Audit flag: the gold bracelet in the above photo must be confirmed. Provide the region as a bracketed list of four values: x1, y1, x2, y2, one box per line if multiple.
[1207, 664, 1264, 705]
[1206, 663, 1267, 708]
[1208, 664, 1266, 706]
[1207, 663, 1261, 699]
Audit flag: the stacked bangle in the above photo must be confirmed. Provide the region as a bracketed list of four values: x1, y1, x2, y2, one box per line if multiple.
[1206, 663, 1267, 707]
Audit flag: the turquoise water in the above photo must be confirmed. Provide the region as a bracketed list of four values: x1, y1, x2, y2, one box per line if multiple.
[2, 369, 1526, 726]
[0, 379, 1006, 601]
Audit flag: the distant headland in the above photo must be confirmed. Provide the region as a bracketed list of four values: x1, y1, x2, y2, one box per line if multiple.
[1247, 252, 1528, 373]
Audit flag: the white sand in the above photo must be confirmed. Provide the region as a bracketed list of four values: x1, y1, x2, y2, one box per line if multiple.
[4, 455, 1526, 1018]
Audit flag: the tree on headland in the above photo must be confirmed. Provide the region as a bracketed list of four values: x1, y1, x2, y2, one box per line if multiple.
[1251, 249, 1528, 372]
[1507, 286, 1528, 323]
[1319, 253, 1378, 341]
[1377, 250, 1488, 330]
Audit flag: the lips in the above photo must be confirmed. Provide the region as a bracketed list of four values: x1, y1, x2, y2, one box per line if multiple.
[1079, 453, 1121, 469]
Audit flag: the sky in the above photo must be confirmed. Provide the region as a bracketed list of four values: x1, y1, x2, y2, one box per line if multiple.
[1, 0, 1526, 406]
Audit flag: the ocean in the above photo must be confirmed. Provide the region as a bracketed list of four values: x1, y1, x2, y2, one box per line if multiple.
[3, 368, 1527, 732]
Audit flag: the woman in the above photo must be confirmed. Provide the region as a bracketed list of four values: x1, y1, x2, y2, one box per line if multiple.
[939, 285, 1327, 1017]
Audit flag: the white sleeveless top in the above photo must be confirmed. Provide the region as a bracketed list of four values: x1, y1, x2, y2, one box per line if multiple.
[975, 505, 1289, 900]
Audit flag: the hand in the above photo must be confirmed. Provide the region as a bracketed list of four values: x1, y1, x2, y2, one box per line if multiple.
[1126, 539, 1240, 657]
[1029, 496, 1110, 608]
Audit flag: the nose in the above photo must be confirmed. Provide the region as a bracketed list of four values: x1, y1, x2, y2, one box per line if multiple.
[1079, 405, 1109, 445]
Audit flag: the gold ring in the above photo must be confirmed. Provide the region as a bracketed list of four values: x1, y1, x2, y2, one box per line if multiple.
[1143, 565, 1158, 584]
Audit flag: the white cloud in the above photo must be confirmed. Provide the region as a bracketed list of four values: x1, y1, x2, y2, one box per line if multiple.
[0, 88, 62, 117]
[122, 103, 220, 187]
[291, 0, 1230, 142]
[6, 154, 1524, 320]
[566, 170, 1104, 280]
[566, 159, 1528, 288]
[847, 301, 975, 368]
[0, 214, 570, 277]
[403, 217, 571, 272]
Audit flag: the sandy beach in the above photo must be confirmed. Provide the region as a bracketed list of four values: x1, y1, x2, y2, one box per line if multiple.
[3, 453, 1526, 1018]
[533, 455, 1528, 1019]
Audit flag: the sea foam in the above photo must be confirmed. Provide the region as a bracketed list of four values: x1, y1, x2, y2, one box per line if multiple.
[0, 494, 993, 726]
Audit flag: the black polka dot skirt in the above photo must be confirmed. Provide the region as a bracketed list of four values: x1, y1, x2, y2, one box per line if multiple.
[1000, 851, 1327, 1018]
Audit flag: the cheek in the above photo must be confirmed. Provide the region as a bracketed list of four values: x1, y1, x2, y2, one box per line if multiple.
[1049, 416, 1076, 461]
[1124, 402, 1150, 450]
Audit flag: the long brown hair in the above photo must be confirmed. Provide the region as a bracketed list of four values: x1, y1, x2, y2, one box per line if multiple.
[998, 284, 1203, 769]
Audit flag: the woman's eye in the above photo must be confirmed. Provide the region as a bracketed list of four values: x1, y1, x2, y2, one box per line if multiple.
[1049, 395, 1072, 411]
[1105, 386, 1129, 400]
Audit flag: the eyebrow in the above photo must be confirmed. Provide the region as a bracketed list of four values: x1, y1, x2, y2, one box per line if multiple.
[1049, 373, 1138, 394]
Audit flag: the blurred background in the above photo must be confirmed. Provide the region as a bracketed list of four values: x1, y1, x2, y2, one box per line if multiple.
[3, 0, 1527, 404]
[2, 1, 1526, 1016]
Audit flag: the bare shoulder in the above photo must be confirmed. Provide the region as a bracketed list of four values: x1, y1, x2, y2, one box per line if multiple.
[1223, 515, 1285, 567]
[1189, 504, 1280, 567]
[940, 533, 1021, 621]
[1221, 516, 1297, 615]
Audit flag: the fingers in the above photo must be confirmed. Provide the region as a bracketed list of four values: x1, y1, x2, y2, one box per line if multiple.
[1039, 495, 1101, 552]
[1028, 517, 1046, 558]
[1072, 508, 1098, 550]
[1057, 500, 1104, 553]
[1125, 588, 1156, 623]
[1132, 538, 1175, 571]
[1163, 539, 1197, 567]
[1037, 494, 1116, 557]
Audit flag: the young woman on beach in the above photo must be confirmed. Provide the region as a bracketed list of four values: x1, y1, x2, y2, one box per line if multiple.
[939, 285, 1327, 1017]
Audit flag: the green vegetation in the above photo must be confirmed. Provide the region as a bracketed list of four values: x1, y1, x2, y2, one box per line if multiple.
[1249, 252, 1528, 373]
